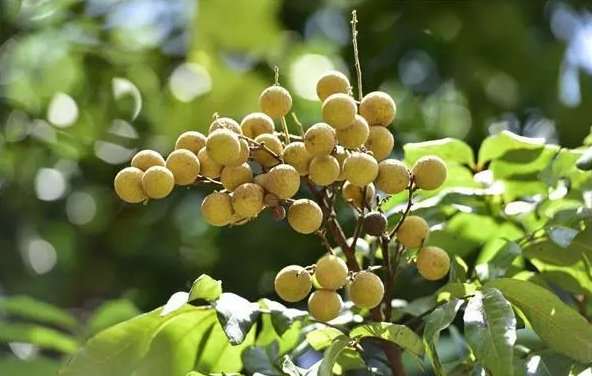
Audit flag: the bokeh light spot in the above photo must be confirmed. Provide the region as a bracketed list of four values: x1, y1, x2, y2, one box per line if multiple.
[66, 191, 97, 226]
[93, 141, 136, 165]
[23, 238, 57, 275]
[112, 78, 142, 120]
[289, 54, 337, 101]
[47, 93, 78, 128]
[168, 63, 212, 102]
[5, 110, 30, 142]
[35, 168, 67, 201]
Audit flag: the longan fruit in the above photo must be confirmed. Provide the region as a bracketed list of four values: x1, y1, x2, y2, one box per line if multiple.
[240, 112, 275, 139]
[259, 85, 292, 119]
[304, 123, 336, 157]
[175, 131, 207, 154]
[314, 254, 348, 290]
[375, 159, 410, 194]
[336, 115, 369, 149]
[341, 181, 375, 209]
[288, 199, 323, 234]
[254, 173, 268, 188]
[209, 117, 241, 134]
[141, 166, 175, 199]
[220, 163, 253, 191]
[252, 133, 283, 167]
[201, 191, 235, 227]
[282, 141, 312, 176]
[271, 205, 286, 221]
[225, 138, 250, 167]
[348, 271, 384, 309]
[342, 152, 379, 187]
[396, 215, 430, 249]
[322, 93, 357, 130]
[264, 164, 300, 199]
[316, 70, 350, 102]
[274, 265, 313, 303]
[308, 290, 343, 322]
[231, 182, 265, 218]
[206, 128, 242, 166]
[309, 154, 340, 186]
[165, 149, 200, 186]
[363, 211, 388, 236]
[416, 246, 451, 281]
[359, 91, 396, 126]
[131, 150, 165, 172]
[412, 156, 447, 191]
[114, 167, 147, 204]
[365, 126, 394, 161]
[197, 148, 223, 178]
[263, 193, 280, 207]
[332, 146, 350, 181]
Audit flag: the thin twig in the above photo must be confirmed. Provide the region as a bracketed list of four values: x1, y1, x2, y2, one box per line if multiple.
[380, 235, 394, 322]
[291, 112, 306, 138]
[317, 229, 334, 254]
[241, 135, 283, 163]
[350, 10, 363, 101]
[387, 185, 417, 239]
[273, 66, 280, 85]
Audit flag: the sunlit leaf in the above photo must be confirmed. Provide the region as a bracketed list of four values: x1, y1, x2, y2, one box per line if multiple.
[478, 131, 545, 166]
[86, 299, 141, 337]
[403, 138, 475, 166]
[264, 299, 307, 336]
[189, 274, 223, 302]
[423, 299, 464, 376]
[475, 241, 522, 281]
[522, 349, 575, 376]
[161, 292, 189, 316]
[319, 335, 350, 376]
[548, 225, 579, 248]
[333, 347, 366, 374]
[0, 322, 79, 354]
[212, 293, 260, 345]
[576, 146, 592, 171]
[0, 295, 80, 333]
[349, 322, 424, 358]
[436, 283, 477, 303]
[256, 300, 301, 355]
[306, 326, 345, 351]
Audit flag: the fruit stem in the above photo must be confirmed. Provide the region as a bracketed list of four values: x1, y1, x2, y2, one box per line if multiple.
[273, 66, 280, 85]
[241, 135, 284, 164]
[280, 116, 292, 146]
[379, 235, 394, 322]
[350, 10, 363, 102]
[387, 184, 417, 240]
[316, 229, 334, 254]
[290, 112, 306, 138]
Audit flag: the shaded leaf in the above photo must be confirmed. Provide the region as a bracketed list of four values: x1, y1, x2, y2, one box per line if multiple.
[86, 299, 141, 337]
[264, 299, 307, 336]
[523, 350, 574, 376]
[478, 131, 545, 166]
[403, 137, 474, 166]
[349, 322, 424, 358]
[189, 274, 223, 302]
[475, 241, 522, 280]
[548, 225, 579, 248]
[449, 255, 469, 283]
[0, 322, 79, 354]
[213, 293, 260, 345]
[0, 295, 80, 333]
[319, 335, 350, 376]
[241, 345, 280, 375]
[424, 298, 464, 376]
[256, 300, 301, 355]
[281, 355, 304, 376]
[306, 326, 345, 351]
[576, 146, 592, 171]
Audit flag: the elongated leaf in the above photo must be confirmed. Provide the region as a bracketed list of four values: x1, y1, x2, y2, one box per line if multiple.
[436, 283, 478, 303]
[0, 322, 79, 354]
[319, 335, 350, 376]
[485, 278, 592, 363]
[86, 299, 141, 337]
[463, 288, 516, 376]
[256, 300, 300, 355]
[349, 322, 424, 358]
[475, 241, 522, 280]
[263, 299, 307, 336]
[241, 345, 279, 375]
[424, 299, 464, 376]
[0, 356, 61, 375]
[306, 327, 345, 351]
[548, 225, 579, 248]
[213, 293, 260, 345]
[188, 274, 222, 302]
[404, 138, 474, 166]
[523, 350, 574, 376]
[0, 295, 80, 332]
[478, 131, 545, 166]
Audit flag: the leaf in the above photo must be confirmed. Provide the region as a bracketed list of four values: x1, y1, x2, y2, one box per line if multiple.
[548, 225, 579, 248]
[0, 356, 61, 375]
[319, 335, 350, 376]
[264, 299, 307, 336]
[306, 327, 346, 351]
[333, 347, 366, 374]
[475, 241, 522, 280]
[485, 278, 592, 363]
[449, 255, 469, 283]
[423, 299, 464, 376]
[281, 356, 304, 376]
[576, 146, 592, 171]
[86, 299, 141, 337]
[241, 345, 280, 375]
[256, 300, 301, 355]
[0, 322, 79, 354]
[212, 293, 260, 345]
[349, 322, 424, 358]
[463, 288, 516, 376]
[160, 291, 189, 316]
[436, 283, 478, 303]
[478, 131, 545, 166]
[523, 350, 575, 376]
[189, 274, 223, 302]
[403, 138, 475, 166]
[0, 295, 80, 333]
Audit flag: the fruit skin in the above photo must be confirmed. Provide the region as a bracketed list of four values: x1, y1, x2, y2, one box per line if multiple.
[206, 128, 241, 166]
[252, 133, 283, 167]
[332, 146, 350, 181]
[314, 254, 348, 290]
[274, 265, 312, 302]
[316, 70, 350, 102]
[365, 126, 394, 161]
[396, 215, 430, 249]
[363, 211, 388, 236]
[341, 181, 375, 209]
[359, 91, 396, 126]
[226, 138, 250, 167]
[375, 159, 410, 194]
[412, 156, 447, 190]
[231, 182, 265, 218]
[166, 149, 201, 186]
[201, 191, 235, 227]
[308, 290, 343, 322]
[240, 112, 275, 139]
[288, 199, 323, 234]
[264, 164, 301, 199]
[209, 117, 241, 134]
[348, 271, 384, 309]
[114, 167, 147, 203]
[309, 155, 340, 186]
[141, 166, 175, 199]
[197, 148, 223, 178]
[282, 141, 312, 176]
[220, 163, 253, 191]
[416, 246, 451, 281]
[304, 122, 336, 156]
[336, 114, 370, 149]
[322, 93, 357, 130]
[254, 173, 268, 188]
[342, 152, 379, 187]
[259, 85, 292, 119]
[131, 150, 165, 171]
[175, 131, 207, 154]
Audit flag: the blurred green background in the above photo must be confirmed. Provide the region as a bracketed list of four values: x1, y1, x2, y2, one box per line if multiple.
[1, 0, 592, 334]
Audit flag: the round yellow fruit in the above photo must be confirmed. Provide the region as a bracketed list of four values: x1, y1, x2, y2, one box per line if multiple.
[274, 265, 312, 302]
[264, 164, 301, 199]
[206, 128, 242, 166]
[342, 152, 379, 187]
[412, 156, 447, 191]
[336, 115, 370, 149]
[254, 173, 268, 188]
[259, 85, 292, 119]
[304, 122, 336, 156]
[308, 290, 343, 322]
[341, 181, 375, 209]
[416, 246, 451, 281]
[396, 215, 430, 249]
[141, 166, 175, 199]
[309, 155, 340, 186]
[288, 199, 323, 234]
[220, 163, 253, 191]
[175, 131, 207, 154]
[316, 70, 350, 102]
[375, 159, 410, 194]
[282, 141, 312, 176]
[240, 112, 275, 139]
[314, 254, 348, 290]
[165, 149, 201, 186]
[225, 138, 250, 167]
[131, 149, 165, 172]
[201, 191, 235, 227]
[208, 117, 241, 134]
[197, 148, 223, 178]
[332, 145, 350, 181]
[114, 167, 147, 204]
[252, 133, 283, 167]
[322, 93, 357, 130]
[365, 126, 394, 161]
[231, 182, 265, 218]
[348, 271, 384, 309]
[359, 91, 396, 126]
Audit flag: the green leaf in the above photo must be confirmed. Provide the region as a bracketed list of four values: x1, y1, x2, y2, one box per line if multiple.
[403, 138, 475, 166]
[281, 355, 304, 376]
[485, 278, 592, 363]
[478, 131, 545, 166]
[189, 274, 223, 302]
[241, 345, 280, 375]
[0, 356, 61, 376]
[423, 299, 464, 376]
[306, 326, 345, 351]
[0, 322, 79, 354]
[475, 241, 522, 280]
[548, 225, 579, 248]
[463, 288, 516, 376]
[349, 322, 424, 358]
[449, 255, 469, 283]
[319, 335, 350, 376]
[212, 293, 260, 345]
[333, 347, 366, 374]
[523, 350, 575, 376]
[161, 292, 190, 316]
[86, 299, 141, 337]
[256, 300, 301, 355]
[436, 283, 477, 303]
[576, 146, 592, 171]
[264, 299, 307, 336]
[0, 295, 80, 333]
